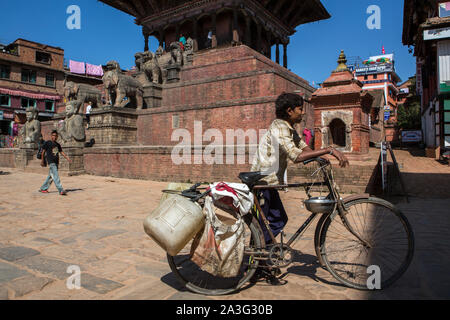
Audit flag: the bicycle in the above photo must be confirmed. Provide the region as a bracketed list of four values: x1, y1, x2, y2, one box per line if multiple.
[166, 157, 415, 295]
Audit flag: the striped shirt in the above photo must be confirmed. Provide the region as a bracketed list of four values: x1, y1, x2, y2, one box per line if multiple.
[251, 119, 308, 185]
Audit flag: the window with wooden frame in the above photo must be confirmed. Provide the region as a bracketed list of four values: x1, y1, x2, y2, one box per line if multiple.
[0, 64, 10, 79]
[21, 69, 37, 84]
[45, 73, 55, 87]
[0, 94, 10, 107]
[45, 100, 55, 112]
[36, 51, 51, 64]
[21, 97, 36, 109]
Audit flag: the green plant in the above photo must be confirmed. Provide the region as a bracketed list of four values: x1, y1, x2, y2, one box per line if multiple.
[397, 102, 421, 130]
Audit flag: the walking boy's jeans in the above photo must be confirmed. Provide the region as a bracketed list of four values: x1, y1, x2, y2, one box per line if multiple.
[40, 163, 64, 193]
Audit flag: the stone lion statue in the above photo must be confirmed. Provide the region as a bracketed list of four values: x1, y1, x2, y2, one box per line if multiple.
[141, 51, 162, 84]
[19, 106, 42, 147]
[135, 52, 146, 72]
[185, 37, 194, 54]
[64, 80, 102, 108]
[169, 41, 184, 66]
[102, 60, 144, 109]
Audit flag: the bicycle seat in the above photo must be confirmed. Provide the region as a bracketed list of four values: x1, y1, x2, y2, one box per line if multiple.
[238, 172, 267, 188]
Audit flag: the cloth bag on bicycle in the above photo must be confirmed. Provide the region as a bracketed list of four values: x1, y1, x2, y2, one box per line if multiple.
[191, 182, 254, 278]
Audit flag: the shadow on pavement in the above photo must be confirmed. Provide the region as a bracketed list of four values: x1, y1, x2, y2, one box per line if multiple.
[66, 188, 84, 193]
[285, 252, 348, 289]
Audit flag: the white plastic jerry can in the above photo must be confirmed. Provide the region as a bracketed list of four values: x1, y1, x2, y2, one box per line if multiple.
[143, 194, 205, 256]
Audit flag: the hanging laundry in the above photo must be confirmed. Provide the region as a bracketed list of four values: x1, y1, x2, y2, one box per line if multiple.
[69, 60, 85, 74]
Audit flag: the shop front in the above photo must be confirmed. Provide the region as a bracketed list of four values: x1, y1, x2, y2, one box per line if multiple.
[0, 87, 60, 148]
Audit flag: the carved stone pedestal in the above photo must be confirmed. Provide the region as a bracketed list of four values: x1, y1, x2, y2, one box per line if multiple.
[58, 147, 85, 176]
[166, 64, 181, 83]
[15, 147, 36, 169]
[87, 107, 138, 146]
[143, 83, 162, 108]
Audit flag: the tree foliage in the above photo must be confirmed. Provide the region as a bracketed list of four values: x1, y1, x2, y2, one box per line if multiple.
[397, 76, 421, 130]
[397, 102, 421, 130]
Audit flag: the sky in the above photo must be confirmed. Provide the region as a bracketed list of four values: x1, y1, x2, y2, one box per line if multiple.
[0, 0, 415, 86]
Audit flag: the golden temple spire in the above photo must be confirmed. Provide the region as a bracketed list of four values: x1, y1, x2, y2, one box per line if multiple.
[334, 50, 349, 72]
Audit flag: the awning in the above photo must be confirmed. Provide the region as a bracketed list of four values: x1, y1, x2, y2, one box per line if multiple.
[14, 110, 54, 117]
[0, 87, 61, 101]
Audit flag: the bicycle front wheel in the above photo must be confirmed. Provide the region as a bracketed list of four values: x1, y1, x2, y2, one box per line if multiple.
[319, 197, 414, 290]
[167, 213, 263, 296]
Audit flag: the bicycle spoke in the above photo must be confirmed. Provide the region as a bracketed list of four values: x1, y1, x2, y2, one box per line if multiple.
[321, 198, 414, 290]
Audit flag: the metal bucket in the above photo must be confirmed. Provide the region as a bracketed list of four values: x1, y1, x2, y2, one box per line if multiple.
[304, 197, 336, 214]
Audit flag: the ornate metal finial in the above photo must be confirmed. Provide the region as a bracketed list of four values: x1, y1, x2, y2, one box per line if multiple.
[334, 50, 349, 72]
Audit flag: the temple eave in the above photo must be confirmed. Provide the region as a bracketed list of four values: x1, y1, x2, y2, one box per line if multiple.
[100, 0, 330, 34]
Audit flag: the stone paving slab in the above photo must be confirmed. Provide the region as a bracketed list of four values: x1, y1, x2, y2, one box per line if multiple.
[0, 286, 8, 300]
[4, 275, 54, 299]
[0, 261, 30, 284]
[15, 255, 77, 280]
[0, 246, 40, 262]
[80, 273, 124, 294]
[106, 278, 177, 300]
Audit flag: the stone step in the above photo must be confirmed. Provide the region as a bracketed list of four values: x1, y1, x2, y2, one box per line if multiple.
[26, 159, 43, 168]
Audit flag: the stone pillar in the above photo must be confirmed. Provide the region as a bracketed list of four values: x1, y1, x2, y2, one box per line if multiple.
[211, 13, 217, 48]
[175, 24, 180, 42]
[283, 42, 288, 69]
[15, 147, 35, 169]
[158, 29, 164, 48]
[245, 16, 251, 47]
[257, 22, 262, 53]
[193, 19, 199, 51]
[232, 8, 239, 44]
[58, 147, 85, 176]
[144, 32, 150, 52]
[276, 40, 280, 64]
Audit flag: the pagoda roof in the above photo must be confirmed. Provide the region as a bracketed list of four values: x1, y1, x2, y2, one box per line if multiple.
[313, 70, 364, 97]
[99, 0, 330, 35]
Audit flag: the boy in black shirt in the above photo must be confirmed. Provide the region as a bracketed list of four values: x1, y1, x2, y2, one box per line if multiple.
[39, 130, 71, 195]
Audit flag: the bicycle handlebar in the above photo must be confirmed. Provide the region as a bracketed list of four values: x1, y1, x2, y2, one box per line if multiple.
[303, 157, 330, 166]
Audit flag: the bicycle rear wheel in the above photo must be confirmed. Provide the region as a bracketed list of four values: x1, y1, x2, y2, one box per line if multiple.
[167, 213, 263, 296]
[319, 197, 414, 290]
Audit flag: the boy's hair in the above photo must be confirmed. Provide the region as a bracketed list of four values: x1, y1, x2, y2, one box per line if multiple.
[275, 93, 304, 120]
[51, 130, 58, 135]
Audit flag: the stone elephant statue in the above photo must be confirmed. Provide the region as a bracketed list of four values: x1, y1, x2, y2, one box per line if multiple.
[102, 61, 144, 109]
[64, 80, 102, 108]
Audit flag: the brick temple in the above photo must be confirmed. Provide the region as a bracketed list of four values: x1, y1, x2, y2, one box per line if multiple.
[101, 0, 330, 68]
[78, 0, 331, 182]
[1, 1, 381, 193]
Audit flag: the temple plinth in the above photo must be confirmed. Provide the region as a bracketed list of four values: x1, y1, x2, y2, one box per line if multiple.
[99, 0, 330, 68]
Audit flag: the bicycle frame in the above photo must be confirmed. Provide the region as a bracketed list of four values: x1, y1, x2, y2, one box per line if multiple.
[251, 182, 326, 246]
[248, 158, 370, 249]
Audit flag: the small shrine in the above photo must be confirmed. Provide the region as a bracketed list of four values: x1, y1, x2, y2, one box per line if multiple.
[311, 51, 373, 159]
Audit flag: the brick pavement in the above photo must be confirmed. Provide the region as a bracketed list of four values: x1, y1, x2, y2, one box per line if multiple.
[1, 155, 450, 300]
